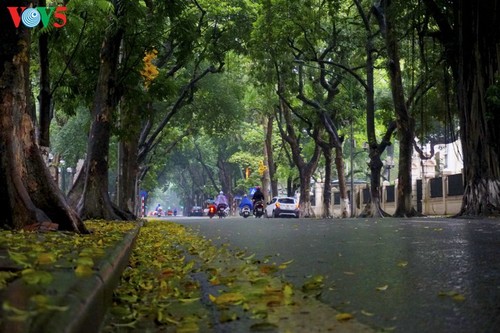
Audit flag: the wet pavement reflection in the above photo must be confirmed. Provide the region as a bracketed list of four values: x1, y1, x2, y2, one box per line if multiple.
[177, 217, 500, 332]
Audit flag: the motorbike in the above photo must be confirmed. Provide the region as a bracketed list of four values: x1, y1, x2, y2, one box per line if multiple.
[240, 205, 251, 218]
[208, 204, 217, 219]
[217, 203, 228, 218]
[253, 201, 264, 218]
[155, 207, 163, 217]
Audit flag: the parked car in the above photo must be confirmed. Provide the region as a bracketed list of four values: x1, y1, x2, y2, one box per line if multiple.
[265, 197, 299, 218]
[189, 206, 204, 216]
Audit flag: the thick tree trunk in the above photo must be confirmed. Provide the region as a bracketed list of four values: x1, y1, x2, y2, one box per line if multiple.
[0, 7, 87, 232]
[75, 3, 129, 220]
[118, 137, 139, 216]
[422, 0, 500, 216]
[376, 0, 418, 217]
[455, 0, 500, 216]
[360, 153, 388, 218]
[363, 24, 390, 218]
[116, 103, 141, 217]
[352, 0, 398, 217]
[280, 100, 321, 217]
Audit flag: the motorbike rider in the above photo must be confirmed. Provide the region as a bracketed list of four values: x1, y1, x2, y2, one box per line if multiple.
[239, 194, 253, 212]
[215, 191, 228, 207]
[252, 186, 265, 214]
[155, 203, 162, 216]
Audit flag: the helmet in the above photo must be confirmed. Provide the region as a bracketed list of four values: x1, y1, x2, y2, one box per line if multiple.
[219, 191, 224, 195]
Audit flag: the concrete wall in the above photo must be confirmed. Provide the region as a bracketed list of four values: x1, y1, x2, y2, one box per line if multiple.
[312, 172, 463, 217]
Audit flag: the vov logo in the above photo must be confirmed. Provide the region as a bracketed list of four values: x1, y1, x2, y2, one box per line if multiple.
[7, 6, 67, 29]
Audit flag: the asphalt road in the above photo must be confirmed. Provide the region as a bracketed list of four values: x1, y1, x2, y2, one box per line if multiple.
[174, 216, 500, 333]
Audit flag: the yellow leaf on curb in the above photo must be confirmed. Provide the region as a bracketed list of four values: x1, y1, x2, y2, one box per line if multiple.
[75, 265, 94, 277]
[36, 253, 57, 265]
[336, 313, 354, 321]
[210, 292, 245, 305]
[376, 285, 389, 291]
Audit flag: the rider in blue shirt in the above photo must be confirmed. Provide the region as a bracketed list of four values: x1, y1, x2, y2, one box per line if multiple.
[239, 194, 253, 211]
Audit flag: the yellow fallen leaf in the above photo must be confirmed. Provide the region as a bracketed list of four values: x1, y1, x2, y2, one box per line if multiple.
[361, 309, 375, 316]
[75, 265, 94, 277]
[302, 275, 325, 291]
[177, 321, 200, 333]
[283, 283, 294, 305]
[438, 291, 466, 302]
[397, 261, 408, 267]
[376, 285, 389, 291]
[76, 256, 94, 267]
[452, 294, 466, 302]
[2, 301, 36, 321]
[211, 292, 245, 305]
[343, 271, 355, 275]
[179, 298, 201, 304]
[336, 313, 354, 321]
[243, 253, 256, 261]
[278, 259, 294, 269]
[36, 253, 57, 265]
[21, 269, 53, 285]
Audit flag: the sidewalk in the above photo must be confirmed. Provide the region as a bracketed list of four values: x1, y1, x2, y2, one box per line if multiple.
[0, 221, 141, 333]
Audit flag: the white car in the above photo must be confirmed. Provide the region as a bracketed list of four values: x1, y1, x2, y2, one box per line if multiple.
[265, 197, 299, 218]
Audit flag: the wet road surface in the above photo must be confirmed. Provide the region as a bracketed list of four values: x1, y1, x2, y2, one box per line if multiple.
[175, 217, 500, 333]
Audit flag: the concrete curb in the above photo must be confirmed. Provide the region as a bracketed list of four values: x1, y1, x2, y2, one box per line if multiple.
[0, 221, 142, 333]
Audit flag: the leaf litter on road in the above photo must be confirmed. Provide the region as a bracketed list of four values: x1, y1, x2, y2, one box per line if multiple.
[102, 220, 376, 332]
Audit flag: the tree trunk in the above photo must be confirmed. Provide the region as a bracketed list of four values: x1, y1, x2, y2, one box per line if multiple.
[74, 2, 129, 220]
[322, 146, 333, 218]
[265, 115, 278, 198]
[38, 0, 52, 152]
[280, 99, 321, 217]
[115, 101, 142, 217]
[455, 0, 500, 216]
[363, 18, 391, 218]
[117, 134, 139, 216]
[0, 10, 87, 232]
[334, 146, 349, 218]
[422, 0, 500, 216]
[261, 116, 271, 202]
[360, 153, 387, 217]
[375, 0, 418, 217]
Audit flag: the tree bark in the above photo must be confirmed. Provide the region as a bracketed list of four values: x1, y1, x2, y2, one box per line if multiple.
[278, 98, 321, 217]
[264, 115, 278, 198]
[321, 146, 333, 218]
[375, 0, 418, 217]
[334, 145, 349, 217]
[455, 0, 500, 216]
[74, 1, 130, 220]
[0, 5, 87, 232]
[423, 0, 500, 216]
[117, 106, 140, 216]
[362, 11, 393, 218]
[37, 0, 52, 152]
